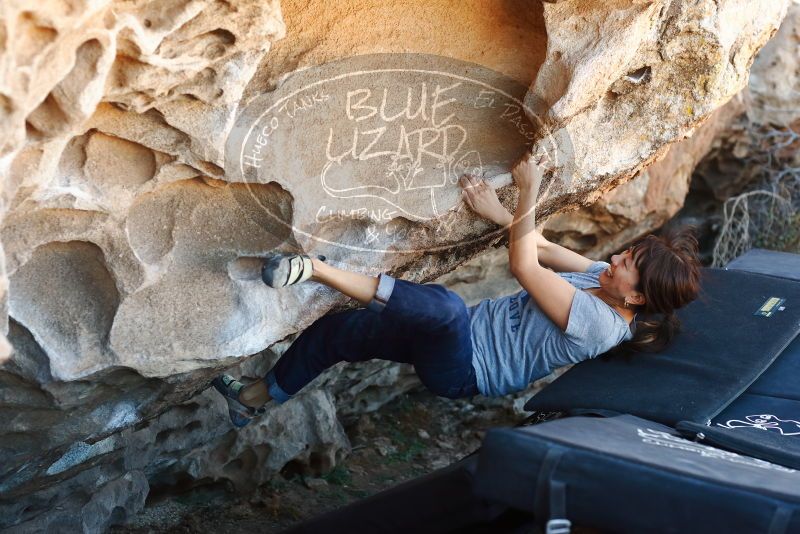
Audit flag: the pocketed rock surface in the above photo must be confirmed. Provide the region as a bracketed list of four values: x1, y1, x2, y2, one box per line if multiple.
[110, 387, 528, 534]
[0, 1, 792, 531]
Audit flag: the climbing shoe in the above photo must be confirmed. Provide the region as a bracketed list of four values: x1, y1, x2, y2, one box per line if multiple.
[211, 374, 266, 428]
[261, 252, 326, 288]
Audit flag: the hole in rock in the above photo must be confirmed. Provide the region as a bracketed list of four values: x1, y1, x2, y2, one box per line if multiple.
[238, 448, 258, 471]
[24, 120, 44, 141]
[0, 93, 12, 117]
[26, 39, 104, 138]
[184, 420, 202, 433]
[307, 451, 333, 475]
[145, 475, 227, 505]
[7, 318, 53, 383]
[209, 28, 236, 46]
[72, 39, 104, 80]
[624, 65, 652, 84]
[280, 459, 308, 480]
[108, 505, 127, 526]
[222, 458, 244, 477]
[155, 428, 173, 444]
[26, 93, 68, 136]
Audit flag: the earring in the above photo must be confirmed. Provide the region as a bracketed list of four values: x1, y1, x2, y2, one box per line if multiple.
[623, 300, 629, 308]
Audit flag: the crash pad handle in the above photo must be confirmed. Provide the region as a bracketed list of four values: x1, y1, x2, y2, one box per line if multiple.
[769, 506, 794, 534]
[534, 448, 571, 533]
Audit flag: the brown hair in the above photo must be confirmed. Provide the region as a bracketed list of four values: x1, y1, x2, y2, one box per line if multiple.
[617, 226, 702, 354]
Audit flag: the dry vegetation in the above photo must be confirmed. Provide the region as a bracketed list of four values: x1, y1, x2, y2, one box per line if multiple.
[712, 119, 800, 266]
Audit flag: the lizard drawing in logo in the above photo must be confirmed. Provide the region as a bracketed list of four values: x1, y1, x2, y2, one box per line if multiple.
[717, 414, 800, 436]
[320, 122, 483, 221]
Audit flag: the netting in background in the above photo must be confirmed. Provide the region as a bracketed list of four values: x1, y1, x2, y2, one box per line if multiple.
[711, 121, 800, 267]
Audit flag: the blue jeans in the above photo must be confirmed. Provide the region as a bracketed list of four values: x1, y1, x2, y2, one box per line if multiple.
[265, 273, 479, 403]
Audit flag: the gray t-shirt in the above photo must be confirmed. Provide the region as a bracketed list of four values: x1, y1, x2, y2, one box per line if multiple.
[467, 261, 634, 397]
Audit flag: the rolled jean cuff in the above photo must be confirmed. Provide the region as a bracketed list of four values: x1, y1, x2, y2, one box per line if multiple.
[265, 369, 291, 404]
[367, 273, 396, 313]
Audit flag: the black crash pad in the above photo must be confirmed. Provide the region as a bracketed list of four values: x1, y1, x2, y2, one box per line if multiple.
[726, 248, 800, 282]
[524, 268, 800, 426]
[475, 414, 800, 534]
[685, 333, 800, 470]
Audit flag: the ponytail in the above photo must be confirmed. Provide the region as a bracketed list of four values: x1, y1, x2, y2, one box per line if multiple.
[615, 312, 680, 355]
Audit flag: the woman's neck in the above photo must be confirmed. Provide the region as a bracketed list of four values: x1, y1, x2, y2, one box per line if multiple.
[586, 287, 636, 324]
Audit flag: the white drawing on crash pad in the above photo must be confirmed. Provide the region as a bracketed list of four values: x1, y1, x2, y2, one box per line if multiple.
[717, 414, 800, 436]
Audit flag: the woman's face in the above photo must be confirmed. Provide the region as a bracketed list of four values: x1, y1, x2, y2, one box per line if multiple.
[600, 247, 644, 306]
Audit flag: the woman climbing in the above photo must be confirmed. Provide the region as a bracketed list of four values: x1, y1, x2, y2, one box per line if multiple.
[211, 154, 702, 427]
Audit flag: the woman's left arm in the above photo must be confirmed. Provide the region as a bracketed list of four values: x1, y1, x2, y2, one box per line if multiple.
[508, 155, 577, 332]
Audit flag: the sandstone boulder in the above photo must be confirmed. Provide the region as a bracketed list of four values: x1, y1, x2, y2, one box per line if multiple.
[0, 1, 791, 531]
[542, 96, 745, 258]
[746, 2, 800, 127]
[539, 1, 800, 259]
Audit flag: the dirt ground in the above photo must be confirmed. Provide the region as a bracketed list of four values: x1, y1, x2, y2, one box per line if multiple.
[113, 387, 522, 533]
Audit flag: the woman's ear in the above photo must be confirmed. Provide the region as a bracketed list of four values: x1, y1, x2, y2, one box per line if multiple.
[630, 292, 646, 306]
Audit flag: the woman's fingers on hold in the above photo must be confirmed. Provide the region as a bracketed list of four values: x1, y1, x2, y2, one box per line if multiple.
[461, 174, 485, 193]
[461, 189, 473, 208]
